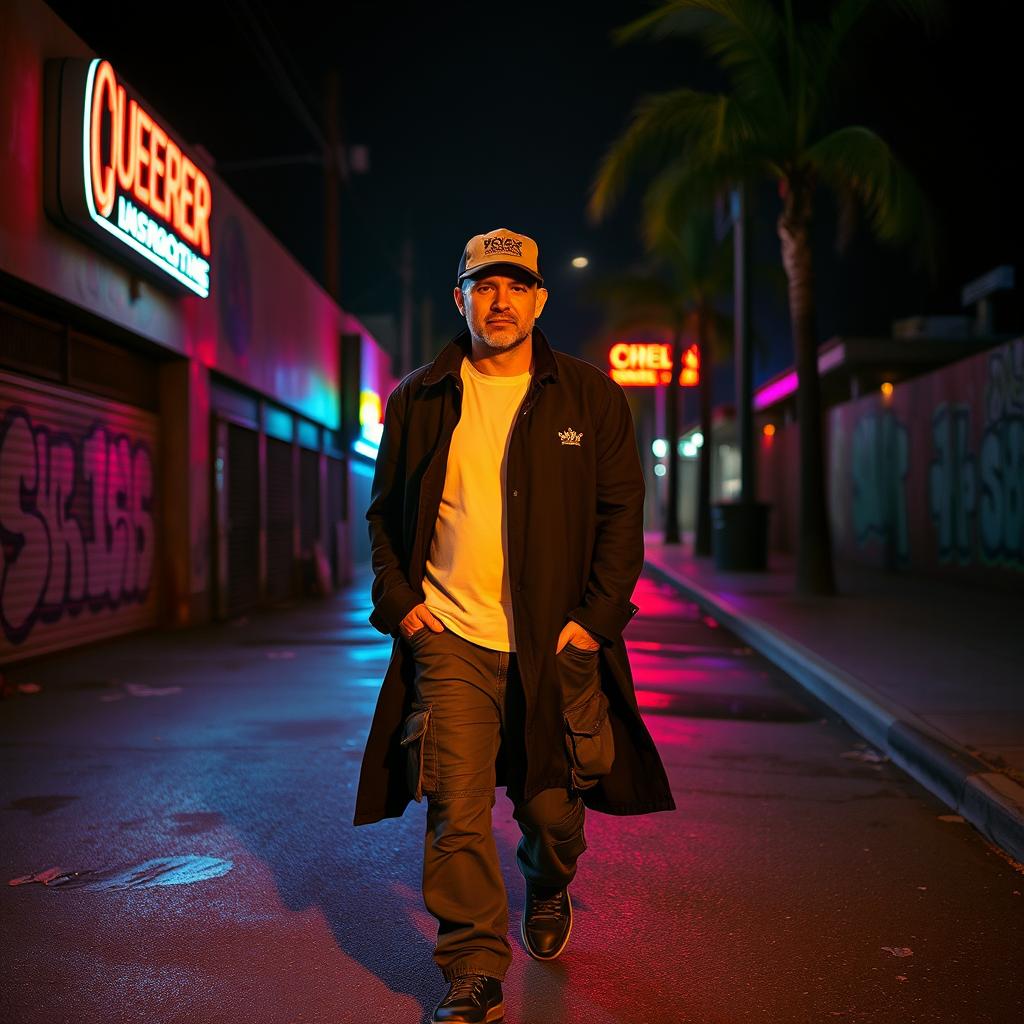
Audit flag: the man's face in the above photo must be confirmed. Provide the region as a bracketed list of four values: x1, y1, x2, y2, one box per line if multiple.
[453, 269, 549, 354]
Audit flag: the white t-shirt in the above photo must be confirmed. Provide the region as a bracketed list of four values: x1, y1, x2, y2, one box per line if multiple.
[421, 355, 532, 652]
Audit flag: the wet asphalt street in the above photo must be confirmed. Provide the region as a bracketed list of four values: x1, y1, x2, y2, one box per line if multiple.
[1, 568, 1022, 1024]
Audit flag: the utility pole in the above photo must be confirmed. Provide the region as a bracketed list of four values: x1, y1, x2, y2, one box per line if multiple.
[733, 183, 755, 504]
[664, 327, 682, 544]
[705, 180, 768, 570]
[420, 294, 434, 366]
[399, 237, 414, 378]
[323, 68, 341, 301]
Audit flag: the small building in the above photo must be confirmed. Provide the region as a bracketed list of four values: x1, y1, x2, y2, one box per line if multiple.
[0, 0, 395, 663]
[681, 324, 1022, 587]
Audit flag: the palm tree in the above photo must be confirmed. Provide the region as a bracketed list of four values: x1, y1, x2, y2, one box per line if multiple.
[589, 0, 940, 595]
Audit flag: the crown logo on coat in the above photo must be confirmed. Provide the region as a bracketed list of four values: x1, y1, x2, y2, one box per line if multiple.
[558, 427, 582, 446]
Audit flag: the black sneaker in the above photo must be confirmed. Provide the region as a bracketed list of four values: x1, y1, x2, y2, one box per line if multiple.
[521, 884, 572, 960]
[432, 973, 504, 1023]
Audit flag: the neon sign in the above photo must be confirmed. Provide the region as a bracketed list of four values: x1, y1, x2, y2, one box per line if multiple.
[608, 342, 700, 387]
[45, 59, 213, 297]
[679, 344, 700, 386]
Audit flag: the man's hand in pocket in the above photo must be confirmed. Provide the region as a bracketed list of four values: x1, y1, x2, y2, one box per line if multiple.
[400, 603, 446, 640]
[556, 620, 601, 654]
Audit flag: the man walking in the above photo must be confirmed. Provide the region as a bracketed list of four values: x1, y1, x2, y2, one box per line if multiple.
[354, 229, 675, 1023]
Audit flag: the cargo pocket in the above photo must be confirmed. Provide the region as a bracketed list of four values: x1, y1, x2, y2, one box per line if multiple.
[399, 706, 434, 802]
[563, 688, 615, 792]
[550, 793, 588, 864]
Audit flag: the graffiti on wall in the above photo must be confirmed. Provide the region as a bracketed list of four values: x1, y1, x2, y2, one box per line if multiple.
[928, 343, 1023, 568]
[928, 403, 976, 565]
[851, 409, 910, 566]
[838, 338, 1023, 575]
[978, 344, 1023, 566]
[0, 409, 155, 645]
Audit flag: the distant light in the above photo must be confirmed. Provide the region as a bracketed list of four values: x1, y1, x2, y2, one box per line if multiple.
[653, 463, 666, 477]
[881, 381, 894, 398]
[763, 423, 776, 437]
[651, 438, 668, 458]
[692, 431, 704, 447]
[571, 256, 589, 269]
[353, 437, 379, 461]
[348, 144, 370, 174]
[681, 442, 697, 458]
[359, 389, 382, 427]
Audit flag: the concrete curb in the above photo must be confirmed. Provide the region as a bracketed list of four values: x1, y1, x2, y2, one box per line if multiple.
[643, 558, 1024, 865]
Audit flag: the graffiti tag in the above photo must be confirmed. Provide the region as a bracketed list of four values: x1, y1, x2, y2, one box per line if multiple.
[0, 409, 154, 646]
[929, 397, 1023, 569]
[851, 410, 909, 566]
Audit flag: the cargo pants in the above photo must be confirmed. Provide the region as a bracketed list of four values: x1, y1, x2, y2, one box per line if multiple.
[400, 623, 615, 982]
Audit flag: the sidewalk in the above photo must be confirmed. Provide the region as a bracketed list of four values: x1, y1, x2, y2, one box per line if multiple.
[642, 533, 1024, 865]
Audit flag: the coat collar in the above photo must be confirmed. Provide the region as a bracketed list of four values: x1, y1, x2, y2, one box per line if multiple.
[420, 326, 560, 388]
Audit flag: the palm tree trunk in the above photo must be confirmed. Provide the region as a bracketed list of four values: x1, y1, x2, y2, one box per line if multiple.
[694, 306, 713, 556]
[778, 178, 836, 596]
[664, 325, 681, 544]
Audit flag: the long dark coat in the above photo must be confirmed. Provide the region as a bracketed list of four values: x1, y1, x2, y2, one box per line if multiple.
[352, 326, 676, 825]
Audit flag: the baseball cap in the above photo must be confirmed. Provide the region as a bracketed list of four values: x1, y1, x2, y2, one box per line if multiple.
[457, 228, 544, 286]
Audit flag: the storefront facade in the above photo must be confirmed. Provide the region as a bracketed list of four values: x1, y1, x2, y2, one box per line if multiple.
[1, 0, 386, 662]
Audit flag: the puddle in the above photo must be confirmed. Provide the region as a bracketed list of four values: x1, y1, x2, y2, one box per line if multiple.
[243, 633, 388, 647]
[627, 640, 752, 657]
[98, 682, 183, 701]
[171, 811, 225, 835]
[349, 645, 400, 662]
[842, 747, 889, 764]
[5, 795, 80, 816]
[9, 854, 233, 891]
[635, 688, 817, 722]
[246, 717, 348, 741]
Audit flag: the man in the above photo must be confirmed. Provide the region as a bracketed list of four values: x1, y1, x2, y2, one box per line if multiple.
[354, 228, 675, 1024]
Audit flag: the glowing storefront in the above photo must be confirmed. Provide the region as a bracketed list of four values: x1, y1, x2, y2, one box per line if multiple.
[1, 0, 391, 662]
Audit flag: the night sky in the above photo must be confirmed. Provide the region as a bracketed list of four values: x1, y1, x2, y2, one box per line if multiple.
[46, 0, 1021, 394]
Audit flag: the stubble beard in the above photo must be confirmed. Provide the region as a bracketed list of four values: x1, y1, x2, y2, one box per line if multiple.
[471, 317, 533, 354]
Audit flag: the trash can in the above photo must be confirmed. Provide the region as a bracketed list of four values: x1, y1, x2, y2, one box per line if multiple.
[711, 501, 771, 571]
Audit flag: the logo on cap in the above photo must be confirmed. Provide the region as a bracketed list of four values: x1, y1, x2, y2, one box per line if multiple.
[458, 227, 543, 285]
[483, 236, 523, 258]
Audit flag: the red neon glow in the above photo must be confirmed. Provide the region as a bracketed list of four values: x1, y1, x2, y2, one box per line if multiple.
[608, 342, 701, 387]
[89, 60, 212, 256]
[634, 690, 676, 711]
[90, 61, 116, 217]
[609, 342, 671, 369]
[679, 343, 700, 387]
[606, 344, 671, 385]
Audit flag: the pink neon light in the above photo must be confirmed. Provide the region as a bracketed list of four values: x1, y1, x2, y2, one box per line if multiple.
[754, 370, 797, 410]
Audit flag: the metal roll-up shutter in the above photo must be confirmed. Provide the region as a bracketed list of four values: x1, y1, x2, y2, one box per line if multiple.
[226, 423, 259, 618]
[299, 447, 319, 557]
[266, 438, 294, 603]
[1, 370, 160, 663]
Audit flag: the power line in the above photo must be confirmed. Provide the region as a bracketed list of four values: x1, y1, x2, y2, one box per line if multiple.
[223, 0, 326, 151]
